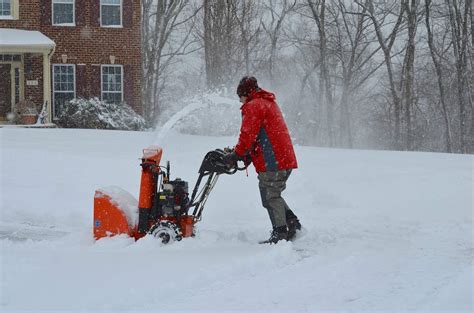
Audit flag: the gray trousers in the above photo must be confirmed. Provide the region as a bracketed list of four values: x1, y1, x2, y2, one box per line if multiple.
[258, 169, 296, 228]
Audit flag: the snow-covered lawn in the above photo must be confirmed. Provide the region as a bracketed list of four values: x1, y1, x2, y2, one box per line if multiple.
[1, 128, 472, 312]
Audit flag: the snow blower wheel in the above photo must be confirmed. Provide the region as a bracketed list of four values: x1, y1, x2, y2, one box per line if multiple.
[149, 221, 182, 244]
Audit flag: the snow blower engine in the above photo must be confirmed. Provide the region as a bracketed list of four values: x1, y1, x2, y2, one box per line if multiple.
[93, 147, 245, 244]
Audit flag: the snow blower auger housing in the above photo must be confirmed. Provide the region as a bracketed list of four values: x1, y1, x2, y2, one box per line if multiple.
[94, 146, 245, 243]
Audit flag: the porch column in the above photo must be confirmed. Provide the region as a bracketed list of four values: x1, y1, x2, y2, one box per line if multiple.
[43, 51, 52, 123]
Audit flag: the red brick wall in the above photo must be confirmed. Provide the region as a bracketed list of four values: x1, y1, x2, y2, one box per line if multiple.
[0, 64, 12, 117]
[23, 54, 44, 111]
[0, 0, 142, 114]
[0, 0, 41, 29]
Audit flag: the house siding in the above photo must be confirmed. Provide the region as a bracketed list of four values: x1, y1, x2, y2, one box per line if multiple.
[0, 0, 142, 115]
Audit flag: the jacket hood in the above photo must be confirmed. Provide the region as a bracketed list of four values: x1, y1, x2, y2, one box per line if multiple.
[248, 88, 276, 102]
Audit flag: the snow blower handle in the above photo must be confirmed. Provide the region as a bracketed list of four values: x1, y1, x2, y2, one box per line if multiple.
[187, 149, 247, 221]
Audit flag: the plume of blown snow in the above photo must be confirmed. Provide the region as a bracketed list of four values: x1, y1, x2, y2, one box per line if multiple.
[153, 90, 241, 143]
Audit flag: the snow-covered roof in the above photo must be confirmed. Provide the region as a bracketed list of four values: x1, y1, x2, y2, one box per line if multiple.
[0, 28, 55, 53]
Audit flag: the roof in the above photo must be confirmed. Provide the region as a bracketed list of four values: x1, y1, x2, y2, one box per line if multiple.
[0, 28, 55, 53]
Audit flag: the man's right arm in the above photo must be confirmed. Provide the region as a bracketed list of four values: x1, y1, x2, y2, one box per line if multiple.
[234, 104, 263, 157]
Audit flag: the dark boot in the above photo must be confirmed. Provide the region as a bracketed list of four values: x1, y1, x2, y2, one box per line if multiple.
[259, 226, 289, 244]
[287, 218, 301, 241]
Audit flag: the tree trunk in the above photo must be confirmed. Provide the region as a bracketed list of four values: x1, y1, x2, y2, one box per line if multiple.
[402, 0, 418, 151]
[308, 0, 335, 146]
[358, 0, 405, 149]
[425, 0, 453, 152]
[446, 0, 471, 152]
[339, 80, 352, 148]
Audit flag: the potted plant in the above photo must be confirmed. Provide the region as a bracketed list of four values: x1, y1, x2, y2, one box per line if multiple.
[16, 100, 38, 125]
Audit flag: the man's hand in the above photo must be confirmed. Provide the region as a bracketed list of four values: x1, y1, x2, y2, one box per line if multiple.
[242, 153, 252, 167]
[223, 151, 239, 168]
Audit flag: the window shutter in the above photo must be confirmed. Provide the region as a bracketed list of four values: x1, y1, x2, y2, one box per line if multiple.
[91, 65, 101, 99]
[75, 0, 86, 26]
[40, 0, 52, 25]
[91, 0, 101, 27]
[123, 65, 134, 108]
[123, 0, 134, 28]
[76, 65, 87, 98]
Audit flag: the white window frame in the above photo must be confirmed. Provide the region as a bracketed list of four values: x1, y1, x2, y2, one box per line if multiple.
[101, 64, 123, 103]
[52, 0, 76, 26]
[0, 0, 12, 19]
[100, 0, 122, 28]
[52, 64, 76, 119]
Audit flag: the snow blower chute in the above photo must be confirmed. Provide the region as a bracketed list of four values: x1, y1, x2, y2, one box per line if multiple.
[93, 146, 244, 243]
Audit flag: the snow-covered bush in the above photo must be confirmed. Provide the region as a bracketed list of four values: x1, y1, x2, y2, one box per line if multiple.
[57, 98, 146, 131]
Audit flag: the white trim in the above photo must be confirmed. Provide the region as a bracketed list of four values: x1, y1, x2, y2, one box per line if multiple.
[12, 0, 18, 19]
[100, 0, 122, 28]
[0, 60, 22, 117]
[52, 0, 76, 26]
[52, 63, 76, 119]
[100, 64, 123, 103]
[10, 64, 14, 113]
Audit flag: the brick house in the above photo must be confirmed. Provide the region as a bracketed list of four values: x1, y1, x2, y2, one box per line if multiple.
[0, 0, 141, 124]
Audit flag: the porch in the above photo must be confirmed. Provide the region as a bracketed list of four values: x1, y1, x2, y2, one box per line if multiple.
[0, 28, 55, 124]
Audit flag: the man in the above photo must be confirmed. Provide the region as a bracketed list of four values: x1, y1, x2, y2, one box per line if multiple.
[225, 76, 301, 244]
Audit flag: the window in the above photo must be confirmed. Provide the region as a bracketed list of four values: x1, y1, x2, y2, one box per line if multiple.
[53, 65, 75, 119]
[0, 0, 11, 17]
[53, 0, 75, 25]
[101, 65, 123, 104]
[101, 0, 122, 27]
[0, 54, 21, 62]
[14, 67, 20, 105]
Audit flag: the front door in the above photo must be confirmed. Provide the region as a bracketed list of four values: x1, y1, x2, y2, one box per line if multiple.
[0, 64, 12, 121]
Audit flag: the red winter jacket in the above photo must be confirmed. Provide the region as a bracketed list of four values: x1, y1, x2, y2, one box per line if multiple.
[234, 89, 298, 173]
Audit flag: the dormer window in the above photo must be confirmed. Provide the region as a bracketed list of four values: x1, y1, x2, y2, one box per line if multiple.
[0, 0, 11, 17]
[52, 0, 75, 26]
[101, 0, 122, 27]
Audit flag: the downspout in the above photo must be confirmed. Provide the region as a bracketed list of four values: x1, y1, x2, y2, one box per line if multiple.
[43, 45, 55, 124]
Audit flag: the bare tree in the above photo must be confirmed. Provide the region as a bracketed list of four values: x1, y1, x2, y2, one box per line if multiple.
[446, 0, 472, 153]
[202, 0, 263, 89]
[425, 0, 453, 152]
[330, 0, 382, 147]
[261, 0, 296, 84]
[355, 0, 406, 149]
[287, 1, 382, 147]
[400, 0, 419, 151]
[307, 0, 336, 146]
[203, 0, 240, 89]
[235, 1, 263, 75]
[141, 0, 471, 154]
[142, 0, 199, 123]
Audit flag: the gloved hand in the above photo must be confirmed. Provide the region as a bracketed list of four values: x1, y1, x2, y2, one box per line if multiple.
[223, 151, 239, 168]
[242, 153, 252, 167]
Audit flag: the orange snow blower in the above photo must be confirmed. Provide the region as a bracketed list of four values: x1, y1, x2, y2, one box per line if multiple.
[94, 146, 244, 243]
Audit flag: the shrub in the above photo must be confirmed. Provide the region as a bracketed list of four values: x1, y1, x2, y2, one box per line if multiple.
[56, 98, 146, 131]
